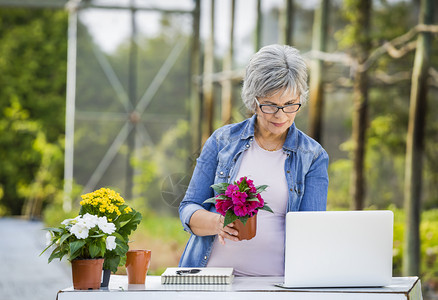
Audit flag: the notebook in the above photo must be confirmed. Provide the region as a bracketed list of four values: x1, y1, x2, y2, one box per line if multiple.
[161, 267, 234, 284]
[279, 210, 394, 288]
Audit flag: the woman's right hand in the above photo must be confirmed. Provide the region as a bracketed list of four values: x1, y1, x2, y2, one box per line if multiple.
[189, 210, 239, 244]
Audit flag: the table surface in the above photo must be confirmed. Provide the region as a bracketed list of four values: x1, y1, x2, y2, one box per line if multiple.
[60, 275, 420, 293]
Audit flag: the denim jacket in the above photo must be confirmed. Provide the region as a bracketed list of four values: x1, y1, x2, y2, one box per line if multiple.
[178, 114, 329, 267]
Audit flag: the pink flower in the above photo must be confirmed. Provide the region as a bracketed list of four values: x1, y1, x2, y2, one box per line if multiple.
[225, 184, 248, 204]
[225, 185, 239, 198]
[256, 193, 265, 208]
[231, 191, 248, 204]
[215, 199, 233, 216]
[233, 200, 259, 217]
[246, 178, 254, 187]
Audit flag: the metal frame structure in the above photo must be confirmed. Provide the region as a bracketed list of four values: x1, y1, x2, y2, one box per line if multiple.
[62, 1, 194, 211]
[1, 0, 286, 212]
[1, 0, 196, 211]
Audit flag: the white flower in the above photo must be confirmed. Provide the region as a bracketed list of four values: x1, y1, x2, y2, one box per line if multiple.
[80, 213, 99, 229]
[45, 231, 53, 246]
[97, 216, 116, 234]
[61, 218, 75, 225]
[69, 223, 89, 239]
[106, 236, 117, 250]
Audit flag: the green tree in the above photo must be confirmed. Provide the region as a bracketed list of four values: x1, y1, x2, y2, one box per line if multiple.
[0, 9, 67, 216]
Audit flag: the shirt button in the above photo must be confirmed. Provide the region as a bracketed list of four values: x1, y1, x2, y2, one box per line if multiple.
[287, 170, 290, 174]
[246, 144, 249, 148]
[220, 171, 224, 175]
[290, 188, 293, 192]
[204, 256, 208, 260]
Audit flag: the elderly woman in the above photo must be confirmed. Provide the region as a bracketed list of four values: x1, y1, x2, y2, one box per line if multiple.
[178, 44, 329, 276]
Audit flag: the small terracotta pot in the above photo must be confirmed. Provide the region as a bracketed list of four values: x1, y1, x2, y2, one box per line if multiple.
[233, 214, 257, 240]
[71, 258, 104, 290]
[125, 250, 151, 284]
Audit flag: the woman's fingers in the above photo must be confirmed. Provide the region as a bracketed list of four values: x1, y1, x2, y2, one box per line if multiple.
[217, 215, 239, 242]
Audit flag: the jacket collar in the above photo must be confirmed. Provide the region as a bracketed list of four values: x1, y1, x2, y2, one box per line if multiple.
[241, 114, 298, 152]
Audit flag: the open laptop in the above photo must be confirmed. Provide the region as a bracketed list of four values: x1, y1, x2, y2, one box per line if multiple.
[279, 210, 393, 288]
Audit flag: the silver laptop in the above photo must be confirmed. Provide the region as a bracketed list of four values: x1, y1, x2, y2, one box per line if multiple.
[281, 210, 393, 288]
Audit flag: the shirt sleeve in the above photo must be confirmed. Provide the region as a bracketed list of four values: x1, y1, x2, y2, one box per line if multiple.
[179, 134, 219, 234]
[299, 149, 329, 211]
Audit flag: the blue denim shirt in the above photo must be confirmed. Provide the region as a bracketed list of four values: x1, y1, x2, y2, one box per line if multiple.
[178, 114, 329, 267]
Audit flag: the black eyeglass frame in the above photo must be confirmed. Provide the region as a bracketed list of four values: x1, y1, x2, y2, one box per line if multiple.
[176, 269, 201, 275]
[254, 97, 301, 114]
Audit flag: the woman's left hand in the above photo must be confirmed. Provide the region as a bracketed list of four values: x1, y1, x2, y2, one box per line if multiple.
[216, 214, 239, 245]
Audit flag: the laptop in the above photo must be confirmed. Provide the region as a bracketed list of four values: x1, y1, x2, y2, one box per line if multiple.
[280, 210, 393, 288]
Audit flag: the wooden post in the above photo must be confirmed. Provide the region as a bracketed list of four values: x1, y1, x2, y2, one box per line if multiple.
[281, 0, 294, 45]
[126, 5, 137, 200]
[403, 0, 433, 276]
[350, 0, 371, 210]
[190, 0, 201, 158]
[221, 0, 236, 125]
[202, 0, 215, 143]
[308, 0, 329, 143]
[255, 0, 262, 51]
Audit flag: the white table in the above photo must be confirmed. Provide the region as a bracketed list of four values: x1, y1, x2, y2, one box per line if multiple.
[57, 275, 423, 300]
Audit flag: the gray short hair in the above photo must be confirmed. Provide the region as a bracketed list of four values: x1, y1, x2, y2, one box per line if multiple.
[241, 44, 309, 113]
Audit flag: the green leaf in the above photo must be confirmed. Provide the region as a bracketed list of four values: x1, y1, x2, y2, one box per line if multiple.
[69, 250, 80, 261]
[223, 210, 238, 227]
[88, 233, 105, 238]
[79, 206, 85, 215]
[115, 213, 132, 223]
[43, 227, 64, 233]
[210, 182, 229, 194]
[40, 240, 57, 256]
[203, 197, 217, 204]
[259, 204, 274, 213]
[69, 240, 86, 256]
[48, 249, 64, 263]
[89, 242, 101, 258]
[101, 239, 107, 255]
[118, 211, 142, 238]
[256, 185, 268, 193]
[246, 197, 260, 202]
[115, 241, 129, 256]
[239, 215, 250, 225]
[59, 233, 72, 245]
[112, 232, 125, 242]
[104, 256, 120, 273]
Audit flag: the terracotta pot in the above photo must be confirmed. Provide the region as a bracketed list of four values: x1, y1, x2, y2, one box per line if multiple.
[125, 250, 151, 284]
[233, 214, 257, 240]
[71, 258, 104, 290]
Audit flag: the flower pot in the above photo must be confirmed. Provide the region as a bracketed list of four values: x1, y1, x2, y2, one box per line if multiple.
[234, 214, 257, 240]
[125, 250, 151, 284]
[100, 268, 111, 288]
[71, 258, 104, 290]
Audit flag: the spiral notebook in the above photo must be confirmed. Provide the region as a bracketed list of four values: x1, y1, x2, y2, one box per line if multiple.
[161, 267, 234, 284]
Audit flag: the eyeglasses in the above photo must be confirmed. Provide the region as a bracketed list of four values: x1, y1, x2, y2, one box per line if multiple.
[255, 97, 301, 114]
[176, 269, 201, 275]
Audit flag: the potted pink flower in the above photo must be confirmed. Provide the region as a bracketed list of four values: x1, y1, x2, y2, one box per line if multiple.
[204, 176, 273, 240]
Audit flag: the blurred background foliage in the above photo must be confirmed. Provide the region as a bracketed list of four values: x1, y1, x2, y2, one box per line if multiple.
[0, 0, 437, 288]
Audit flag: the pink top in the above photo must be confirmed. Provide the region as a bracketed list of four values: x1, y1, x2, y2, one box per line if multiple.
[206, 140, 288, 276]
